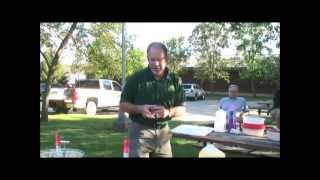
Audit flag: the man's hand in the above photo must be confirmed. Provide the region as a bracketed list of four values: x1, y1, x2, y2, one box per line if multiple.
[137, 105, 159, 119]
[120, 102, 184, 120]
[235, 116, 243, 123]
[150, 106, 170, 119]
[235, 111, 249, 123]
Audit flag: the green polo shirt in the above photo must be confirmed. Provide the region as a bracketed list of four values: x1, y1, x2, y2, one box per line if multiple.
[120, 67, 185, 127]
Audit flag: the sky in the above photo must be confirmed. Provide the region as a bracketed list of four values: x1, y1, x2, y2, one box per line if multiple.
[58, 23, 279, 66]
[126, 23, 198, 52]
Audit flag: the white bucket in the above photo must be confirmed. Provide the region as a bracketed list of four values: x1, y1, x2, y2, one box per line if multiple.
[243, 115, 265, 125]
[242, 128, 265, 137]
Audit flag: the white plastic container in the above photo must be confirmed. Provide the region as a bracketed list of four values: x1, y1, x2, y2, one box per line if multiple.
[214, 109, 227, 132]
[198, 143, 226, 158]
[242, 115, 266, 137]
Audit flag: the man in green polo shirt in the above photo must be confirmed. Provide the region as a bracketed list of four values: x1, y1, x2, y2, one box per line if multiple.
[120, 42, 186, 157]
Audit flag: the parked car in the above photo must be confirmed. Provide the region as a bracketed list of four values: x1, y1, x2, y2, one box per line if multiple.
[48, 79, 122, 115]
[182, 83, 206, 101]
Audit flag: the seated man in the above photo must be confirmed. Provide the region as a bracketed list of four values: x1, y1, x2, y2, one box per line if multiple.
[218, 84, 248, 123]
[269, 88, 280, 129]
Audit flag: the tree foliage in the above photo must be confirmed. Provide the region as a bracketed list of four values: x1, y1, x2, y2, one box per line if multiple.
[230, 23, 280, 96]
[189, 23, 230, 85]
[126, 47, 145, 78]
[69, 23, 145, 81]
[163, 36, 190, 73]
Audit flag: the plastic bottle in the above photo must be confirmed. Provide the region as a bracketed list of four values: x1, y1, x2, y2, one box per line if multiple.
[198, 143, 226, 158]
[227, 111, 234, 132]
[214, 109, 227, 132]
[123, 137, 129, 158]
[54, 131, 62, 157]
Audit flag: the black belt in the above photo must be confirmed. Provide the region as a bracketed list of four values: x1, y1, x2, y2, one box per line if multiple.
[154, 122, 167, 129]
[132, 120, 167, 129]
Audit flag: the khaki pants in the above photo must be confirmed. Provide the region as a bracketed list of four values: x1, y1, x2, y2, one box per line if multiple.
[128, 121, 173, 158]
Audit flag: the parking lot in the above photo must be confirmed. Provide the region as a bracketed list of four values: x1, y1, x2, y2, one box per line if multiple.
[173, 99, 270, 124]
[172, 100, 218, 124]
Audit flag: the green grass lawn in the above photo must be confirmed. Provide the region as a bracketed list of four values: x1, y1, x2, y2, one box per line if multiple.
[40, 114, 201, 157]
[41, 114, 255, 157]
[40, 114, 123, 157]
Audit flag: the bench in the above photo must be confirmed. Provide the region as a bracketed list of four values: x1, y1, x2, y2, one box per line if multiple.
[248, 101, 273, 116]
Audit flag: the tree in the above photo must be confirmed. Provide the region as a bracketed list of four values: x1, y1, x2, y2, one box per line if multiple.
[238, 55, 280, 94]
[41, 53, 65, 84]
[40, 23, 77, 122]
[126, 47, 145, 78]
[258, 55, 280, 85]
[69, 23, 144, 82]
[230, 23, 279, 97]
[69, 23, 92, 76]
[163, 36, 190, 73]
[85, 23, 122, 80]
[189, 23, 230, 91]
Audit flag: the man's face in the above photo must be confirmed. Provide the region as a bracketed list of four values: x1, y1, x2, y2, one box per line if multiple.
[148, 47, 167, 78]
[228, 86, 239, 98]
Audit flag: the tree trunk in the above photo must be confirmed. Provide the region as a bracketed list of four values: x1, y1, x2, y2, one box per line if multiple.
[200, 79, 205, 89]
[250, 78, 256, 97]
[41, 23, 77, 122]
[40, 82, 51, 122]
[210, 81, 215, 95]
[113, 111, 129, 132]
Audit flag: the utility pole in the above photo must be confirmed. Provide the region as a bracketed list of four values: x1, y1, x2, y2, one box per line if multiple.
[113, 23, 129, 132]
[121, 23, 126, 89]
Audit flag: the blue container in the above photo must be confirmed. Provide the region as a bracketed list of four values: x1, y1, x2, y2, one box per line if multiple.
[227, 111, 235, 132]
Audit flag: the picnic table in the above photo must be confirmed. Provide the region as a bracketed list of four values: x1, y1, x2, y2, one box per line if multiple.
[257, 101, 273, 115]
[171, 125, 280, 153]
[248, 101, 273, 116]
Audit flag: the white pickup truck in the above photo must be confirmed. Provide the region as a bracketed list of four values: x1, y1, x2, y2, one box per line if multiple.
[48, 79, 122, 115]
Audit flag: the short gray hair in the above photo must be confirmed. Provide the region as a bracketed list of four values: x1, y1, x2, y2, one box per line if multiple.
[228, 84, 239, 90]
[147, 42, 168, 59]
